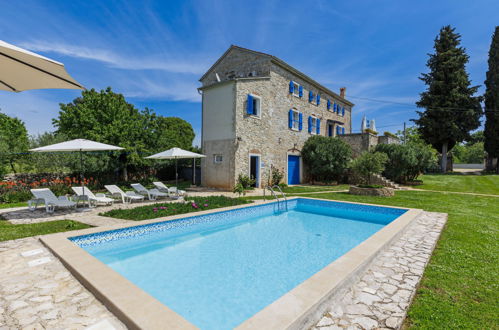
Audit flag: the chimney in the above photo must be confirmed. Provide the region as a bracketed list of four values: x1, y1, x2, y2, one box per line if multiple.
[340, 87, 346, 98]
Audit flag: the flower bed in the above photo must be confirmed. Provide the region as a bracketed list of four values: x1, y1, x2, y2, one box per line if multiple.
[0, 177, 98, 203]
[100, 196, 251, 221]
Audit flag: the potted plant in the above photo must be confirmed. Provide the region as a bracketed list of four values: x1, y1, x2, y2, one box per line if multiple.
[349, 151, 394, 196]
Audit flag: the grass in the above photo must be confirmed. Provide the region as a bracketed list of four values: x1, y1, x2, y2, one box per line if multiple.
[101, 195, 251, 221]
[292, 190, 498, 329]
[0, 219, 91, 242]
[280, 184, 349, 194]
[0, 202, 27, 209]
[417, 174, 499, 195]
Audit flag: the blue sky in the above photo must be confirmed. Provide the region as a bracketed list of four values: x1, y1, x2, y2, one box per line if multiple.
[1, 0, 498, 146]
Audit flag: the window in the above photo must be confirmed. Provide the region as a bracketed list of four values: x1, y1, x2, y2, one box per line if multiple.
[308, 90, 315, 103]
[289, 81, 302, 97]
[213, 154, 223, 163]
[288, 109, 302, 131]
[308, 116, 320, 135]
[246, 94, 261, 117]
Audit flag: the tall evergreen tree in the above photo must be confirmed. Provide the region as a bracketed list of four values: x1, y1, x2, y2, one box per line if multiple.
[414, 25, 482, 172]
[484, 26, 499, 172]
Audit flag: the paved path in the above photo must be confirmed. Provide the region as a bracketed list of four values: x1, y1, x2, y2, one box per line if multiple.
[0, 237, 125, 330]
[312, 212, 447, 330]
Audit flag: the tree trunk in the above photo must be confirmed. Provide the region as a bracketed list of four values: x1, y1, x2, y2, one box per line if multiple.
[9, 160, 16, 174]
[441, 142, 448, 173]
[122, 166, 128, 182]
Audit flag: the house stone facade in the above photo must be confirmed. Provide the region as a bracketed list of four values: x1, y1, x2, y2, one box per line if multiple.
[199, 46, 353, 190]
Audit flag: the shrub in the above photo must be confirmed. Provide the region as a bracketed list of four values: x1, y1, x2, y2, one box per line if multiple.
[236, 174, 255, 189]
[384, 131, 398, 138]
[350, 152, 388, 185]
[375, 143, 437, 183]
[268, 165, 284, 186]
[233, 183, 246, 196]
[302, 136, 352, 183]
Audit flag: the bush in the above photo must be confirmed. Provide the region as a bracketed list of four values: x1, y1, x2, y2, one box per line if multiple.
[350, 152, 388, 185]
[233, 183, 246, 196]
[302, 136, 352, 183]
[236, 174, 255, 189]
[384, 131, 398, 138]
[268, 165, 284, 186]
[375, 143, 437, 183]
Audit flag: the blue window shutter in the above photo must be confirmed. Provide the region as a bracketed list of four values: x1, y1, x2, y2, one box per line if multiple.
[309, 91, 313, 102]
[298, 85, 303, 97]
[316, 94, 320, 105]
[289, 81, 294, 94]
[308, 116, 312, 133]
[247, 94, 254, 115]
[333, 103, 337, 113]
[298, 113, 303, 130]
[342, 107, 345, 116]
[342, 127, 345, 135]
[316, 118, 321, 134]
[336, 126, 340, 135]
[288, 109, 293, 128]
[327, 99, 331, 110]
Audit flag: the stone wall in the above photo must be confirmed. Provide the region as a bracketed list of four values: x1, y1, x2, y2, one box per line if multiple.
[378, 135, 400, 145]
[200, 48, 272, 86]
[232, 63, 353, 187]
[338, 133, 378, 157]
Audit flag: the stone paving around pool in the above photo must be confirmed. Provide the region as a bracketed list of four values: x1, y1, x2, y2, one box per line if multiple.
[311, 211, 447, 330]
[0, 237, 126, 330]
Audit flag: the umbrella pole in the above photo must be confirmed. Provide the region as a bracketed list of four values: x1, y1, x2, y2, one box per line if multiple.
[80, 150, 86, 207]
[192, 158, 195, 186]
[175, 157, 178, 189]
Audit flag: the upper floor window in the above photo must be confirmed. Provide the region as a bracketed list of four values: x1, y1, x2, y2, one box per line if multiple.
[308, 116, 320, 135]
[213, 154, 223, 164]
[288, 109, 303, 131]
[289, 80, 303, 98]
[246, 94, 261, 117]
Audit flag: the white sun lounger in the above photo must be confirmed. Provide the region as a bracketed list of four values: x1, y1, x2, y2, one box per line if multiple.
[131, 183, 169, 200]
[104, 185, 145, 204]
[71, 186, 114, 207]
[30, 188, 77, 213]
[153, 182, 186, 196]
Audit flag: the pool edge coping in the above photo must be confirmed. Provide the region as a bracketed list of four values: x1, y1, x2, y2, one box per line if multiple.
[40, 197, 422, 330]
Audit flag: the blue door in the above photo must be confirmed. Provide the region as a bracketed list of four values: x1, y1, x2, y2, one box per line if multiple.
[288, 155, 300, 185]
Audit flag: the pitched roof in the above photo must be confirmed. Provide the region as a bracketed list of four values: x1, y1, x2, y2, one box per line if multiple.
[199, 45, 354, 106]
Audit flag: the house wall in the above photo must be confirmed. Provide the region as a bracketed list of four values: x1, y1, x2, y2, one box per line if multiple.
[232, 63, 352, 186]
[201, 48, 272, 86]
[338, 133, 378, 157]
[201, 82, 237, 189]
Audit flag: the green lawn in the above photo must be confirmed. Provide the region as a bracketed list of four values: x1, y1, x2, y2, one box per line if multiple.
[101, 195, 250, 221]
[280, 184, 349, 194]
[417, 174, 499, 195]
[293, 190, 498, 329]
[0, 202, 27, 209]
[0, 219, 91, 242]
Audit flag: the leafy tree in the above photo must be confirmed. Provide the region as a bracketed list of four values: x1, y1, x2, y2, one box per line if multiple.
[375, 143, 437, 183]
[484, 26, 499, 172]
[26, 132, 74, 174]
[0, 110, 29, 174]
[350, 151, 388, 185]
[301, 136, 352, 183]
[53, 87, 195, 180]
[466, 130, 484, 146]
[414, 26, 482, 173]
[453, 142, 485, 164]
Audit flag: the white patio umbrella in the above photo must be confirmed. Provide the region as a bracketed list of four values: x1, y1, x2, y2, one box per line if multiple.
[30, 139, 123, 206]
[0, 39, 84, 92]
[145, 147, 205, 188]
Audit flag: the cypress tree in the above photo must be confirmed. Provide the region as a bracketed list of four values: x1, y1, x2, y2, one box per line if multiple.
[484, 26, 499, 172]
[414, 25, 482, 172]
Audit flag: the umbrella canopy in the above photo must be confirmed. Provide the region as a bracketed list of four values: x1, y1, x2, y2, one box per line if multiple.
[146, 148, 205, 190]
[145, 147, 205, 160]
[30, 139, 123, 152]
[0, 39, 84, 92]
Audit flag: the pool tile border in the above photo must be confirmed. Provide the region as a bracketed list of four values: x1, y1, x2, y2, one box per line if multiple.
[40, 197, 422, 330]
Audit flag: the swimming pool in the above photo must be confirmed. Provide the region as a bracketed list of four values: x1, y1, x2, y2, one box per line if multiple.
[68, 198, 408, 330]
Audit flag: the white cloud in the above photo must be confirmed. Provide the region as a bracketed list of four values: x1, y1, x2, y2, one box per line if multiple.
[19, 41, 209, 75]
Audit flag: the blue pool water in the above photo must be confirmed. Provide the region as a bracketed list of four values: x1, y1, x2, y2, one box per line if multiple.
[71, 198, 406, 329]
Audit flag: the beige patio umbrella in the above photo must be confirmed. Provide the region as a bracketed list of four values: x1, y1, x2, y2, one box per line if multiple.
[0, 39, 84, 92]
[145, 147, 206, 188]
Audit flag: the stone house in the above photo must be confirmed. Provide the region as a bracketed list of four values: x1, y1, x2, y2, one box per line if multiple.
[198, 45, 354, 190]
